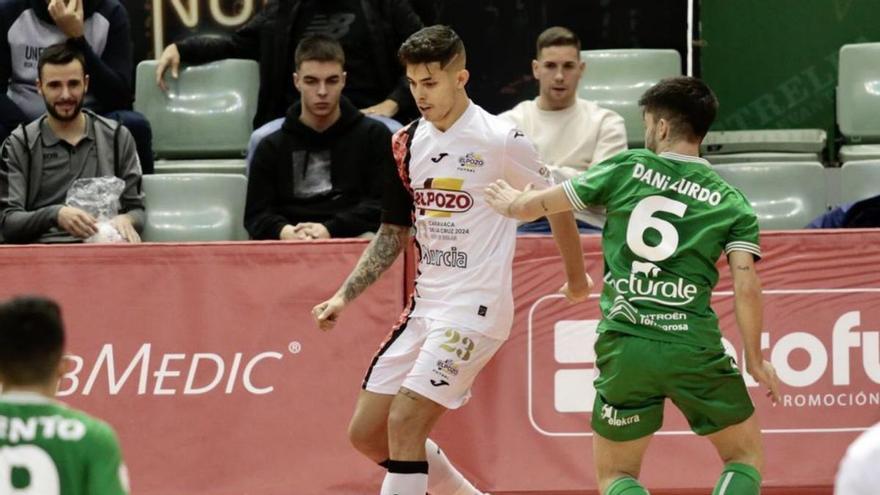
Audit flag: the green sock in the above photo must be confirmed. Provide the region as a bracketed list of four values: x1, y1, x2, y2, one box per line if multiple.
[713, 462, 761, 495]
[606, 476, 650, 495]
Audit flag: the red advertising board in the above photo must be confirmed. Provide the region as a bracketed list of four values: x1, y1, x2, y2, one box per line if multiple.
[443, 231, 880, 492]
[0, 231, 877, 493]
[0, 241, 402, 494]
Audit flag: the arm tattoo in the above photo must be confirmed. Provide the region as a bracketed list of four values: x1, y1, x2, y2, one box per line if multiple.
[339, 224, 408, 302]
[540, 198, 549, 213]
[735, 265, 751, 271]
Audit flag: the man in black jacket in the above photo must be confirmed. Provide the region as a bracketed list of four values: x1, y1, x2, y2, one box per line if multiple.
[155, 0, 423, 129]
[244, 35, 393, 240]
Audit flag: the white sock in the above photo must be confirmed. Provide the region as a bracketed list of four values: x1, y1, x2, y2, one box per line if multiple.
[380, 460, 429, 495]
[426, 439, 483, 495]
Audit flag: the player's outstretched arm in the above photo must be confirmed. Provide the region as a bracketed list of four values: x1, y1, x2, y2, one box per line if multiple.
[484, 180, 573, 222]
[728, 250, 780, 405]
[546, 211, 593, 303]
[312, 223, 410, 331]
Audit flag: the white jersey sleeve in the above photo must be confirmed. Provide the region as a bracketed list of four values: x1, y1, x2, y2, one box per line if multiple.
[835, 423, 880, 495]
[502, 128, 554, 191]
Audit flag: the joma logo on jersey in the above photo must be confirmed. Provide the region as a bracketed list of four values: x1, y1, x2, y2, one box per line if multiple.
[603, 261, 699, 307]
[415, 178, 473, 217]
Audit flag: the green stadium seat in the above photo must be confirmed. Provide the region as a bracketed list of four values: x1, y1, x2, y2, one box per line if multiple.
[578, 49, 681, 147]
[837, 43, 880, 160]
[713, 162, 827, 230]
[142, 174, 249, 242]
[153, 159, 247, 175]
[839, 144, 880, 163]
[702, 129, 826, 164]
[706, 152, 821, 165]
[839, 161, 880, 204]
[135, 59, 259, 159]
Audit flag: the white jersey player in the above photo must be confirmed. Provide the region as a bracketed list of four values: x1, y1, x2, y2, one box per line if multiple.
[312, 25, 591, 495]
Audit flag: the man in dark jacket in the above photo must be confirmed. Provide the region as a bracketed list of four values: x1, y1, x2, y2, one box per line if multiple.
[244, 35, 393, 240]
[0, 0, 154, 173]
[154, 0, 423, 129]
[0, 42, 144, 244]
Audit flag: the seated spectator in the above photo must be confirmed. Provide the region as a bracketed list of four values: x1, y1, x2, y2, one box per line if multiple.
[244, 35, 391, 240]
[0, 41, 144, 244]
[0, 0, 153, 174]
[154, 0, 424, 166]
[500, 26, 627, 233]
[807, 194, 880, 228]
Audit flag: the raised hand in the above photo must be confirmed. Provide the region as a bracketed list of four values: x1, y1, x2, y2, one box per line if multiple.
[48, 0, 84, 38]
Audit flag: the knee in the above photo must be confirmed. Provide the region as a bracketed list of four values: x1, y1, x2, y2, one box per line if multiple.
[347, 420, 382, 456]
[387, 404, 430, 443]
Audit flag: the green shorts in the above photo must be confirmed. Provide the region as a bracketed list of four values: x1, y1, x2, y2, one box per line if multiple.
[591, 331, 755, 442]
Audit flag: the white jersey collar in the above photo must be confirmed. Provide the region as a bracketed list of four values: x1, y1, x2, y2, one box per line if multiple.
[426, 99, 475, 135]
[659, 151, 711, 166]
[0, 390, 56, 405]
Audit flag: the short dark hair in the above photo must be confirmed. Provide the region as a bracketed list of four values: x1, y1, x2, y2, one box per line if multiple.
[38, 40, 86, 80]
[536, 26, 581, 57]
[398, 25, 465, 68]
[638, 76, 718, 139]
[0, 296, 65, 386]
[294, 35, 345, 70]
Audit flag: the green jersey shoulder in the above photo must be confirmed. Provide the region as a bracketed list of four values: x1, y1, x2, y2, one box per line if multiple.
[0, 392, 129, 495]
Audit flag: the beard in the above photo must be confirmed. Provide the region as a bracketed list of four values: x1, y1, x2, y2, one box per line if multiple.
[44, 96, 84, 122]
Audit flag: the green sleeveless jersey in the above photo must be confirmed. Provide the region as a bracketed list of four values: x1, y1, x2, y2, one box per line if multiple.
[562, 149, 761, 349]
[0, 392, 128, 495]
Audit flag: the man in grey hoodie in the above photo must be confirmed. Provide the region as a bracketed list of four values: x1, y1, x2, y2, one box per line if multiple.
[0, 41, 144, 243]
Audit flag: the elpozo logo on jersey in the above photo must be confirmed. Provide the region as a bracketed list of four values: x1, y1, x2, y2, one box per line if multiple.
[414, 177, 474, 218]
[457, 152, 485, 171]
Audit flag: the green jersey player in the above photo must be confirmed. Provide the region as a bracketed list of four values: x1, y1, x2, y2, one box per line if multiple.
[485, 77, 780, 495]
[0, 296, 129, 495]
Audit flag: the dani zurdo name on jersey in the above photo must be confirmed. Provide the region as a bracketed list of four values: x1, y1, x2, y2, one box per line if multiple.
[604, 160, 731, 334]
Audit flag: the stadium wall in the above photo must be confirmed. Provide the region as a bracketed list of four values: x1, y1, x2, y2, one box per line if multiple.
[0, 231, 877, 493]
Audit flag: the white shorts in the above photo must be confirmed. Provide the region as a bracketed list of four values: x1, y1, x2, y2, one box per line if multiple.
[362, 316, 504, 409]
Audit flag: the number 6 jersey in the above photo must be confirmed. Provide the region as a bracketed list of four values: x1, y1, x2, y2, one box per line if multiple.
[562, 149, 761, 350]
[382, 102, 552, 340]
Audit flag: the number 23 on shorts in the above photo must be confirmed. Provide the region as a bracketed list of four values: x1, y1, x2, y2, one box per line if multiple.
[439, 329, 475, 361]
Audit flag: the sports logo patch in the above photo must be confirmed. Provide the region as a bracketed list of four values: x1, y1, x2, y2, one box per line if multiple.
[415, 178, 473, 217]
[458, 152, 485, 171]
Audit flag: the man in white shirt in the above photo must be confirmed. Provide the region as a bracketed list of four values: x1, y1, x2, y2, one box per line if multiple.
[501, 26, 627, 231]
[312, 25, 591, 495]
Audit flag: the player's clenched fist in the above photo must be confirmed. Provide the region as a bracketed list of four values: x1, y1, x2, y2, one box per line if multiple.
[312, 296, 345, 331]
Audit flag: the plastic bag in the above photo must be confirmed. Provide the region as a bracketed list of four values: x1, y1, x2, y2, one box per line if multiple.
[65, 176, 125, 243]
